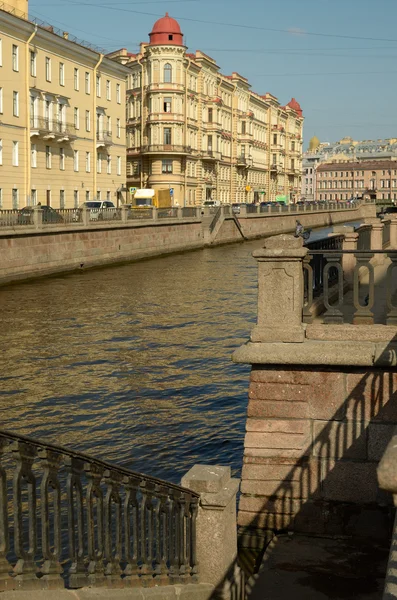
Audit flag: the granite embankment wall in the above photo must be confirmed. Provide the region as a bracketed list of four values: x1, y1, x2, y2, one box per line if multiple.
[0, 204, 376, 285]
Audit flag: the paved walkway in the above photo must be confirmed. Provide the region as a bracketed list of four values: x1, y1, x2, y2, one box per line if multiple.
[247, 535, 389, 600]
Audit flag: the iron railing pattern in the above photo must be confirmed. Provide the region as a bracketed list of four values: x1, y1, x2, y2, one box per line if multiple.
[356, 224, 372, 250]
[303, 249, 397, 325]
[0, 430, 199, 591]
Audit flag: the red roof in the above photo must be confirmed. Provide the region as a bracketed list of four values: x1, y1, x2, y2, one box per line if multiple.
[287, 97, 303, 116]
[149, 13, 183, 46]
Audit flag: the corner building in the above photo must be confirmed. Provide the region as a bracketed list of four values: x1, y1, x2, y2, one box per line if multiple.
[0, 0, 128, 209]
[109, 14, 304, 206]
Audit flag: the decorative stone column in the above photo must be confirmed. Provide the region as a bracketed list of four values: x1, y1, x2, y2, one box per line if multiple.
[32, 206, 43, 229]
[181, 465, 240, 589]
[369, 219, 384, 250]
[341, 229, 358, 284]
[389, 217, 397, 249]
[239, 204, 247, 217]
[152, 207, 158, 221]
[81, 206, 90, 226]
[121, 204, 129, 224]
[250, 235, 307, 343]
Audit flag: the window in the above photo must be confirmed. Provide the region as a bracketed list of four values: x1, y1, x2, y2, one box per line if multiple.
[106, 79, 111, 100]
[0, 88, 2, 113]
[164, 63, 172, 83]
[12, 188, 19, 209]
[164, 97, 172, 113]
[164, 127, 171, 145]
[241, 121, 246, 134]
[30, 51, 36, 76]
[208, 108, 213, 123]
[12, 141, 18, 166]
[74, 68, 79, 90]
[12, 45, 19, 71]
[74, 150, 79, 172]
[272, 153, 276, 164]
[13, 91, 19, 117]
[60, 190, 65, 208]
[107, 191, 111, 201]
[96, 74, 101, 97]
[107, 155, 111, 174]
[74, 190, 79, 208]
[107, 116, 111, 134]
[273, 134, 277, 145]
[31, 143, 37, 168]
[74, 107, 79, 129]
[85, 71, 90, 94]
[117, 156, 121, 175]
[86, 151, 91, 172]
[291, 141, 295, 151]
[116, 118, 121, 138]
[162, 159, 172, 173]
[116, 83, 121, 104]
[85, 110, 90, 131]
[59, 147, 65, 170]
[45, 57, 51, 81]
[46, 146, 52, 169]
[0, 139, 2, 165]
[96, 190, 101, 200]
[97, 153, 102, 173]
[59, 62, 65, 86]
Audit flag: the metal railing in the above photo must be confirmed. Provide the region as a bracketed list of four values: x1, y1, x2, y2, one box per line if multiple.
[356, 224, 372, 250]
[141, 145, 191, 154]
[96, 131, 113, 145]
[0, 429, 199, 591]
[181, 207, 197, 218]
[127, 207, 153, 220]
[158, 207, 177, 219]
[30, 117, 77, 137]
[303, 249, 397, 325]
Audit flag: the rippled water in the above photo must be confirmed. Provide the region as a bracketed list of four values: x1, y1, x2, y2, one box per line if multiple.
[0, 240, 266, 483]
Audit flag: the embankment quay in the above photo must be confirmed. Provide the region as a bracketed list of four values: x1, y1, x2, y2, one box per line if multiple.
[0, 200, 375, 285]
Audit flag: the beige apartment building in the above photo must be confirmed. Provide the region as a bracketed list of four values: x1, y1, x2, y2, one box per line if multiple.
[109, 14, 303, 206]
[316, 159, 397, 203]
[0, 0, 128, 209]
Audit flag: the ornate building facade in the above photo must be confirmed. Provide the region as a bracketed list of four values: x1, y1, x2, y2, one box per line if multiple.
[109, 14, 304, 206]
[0, 0, 128, 209]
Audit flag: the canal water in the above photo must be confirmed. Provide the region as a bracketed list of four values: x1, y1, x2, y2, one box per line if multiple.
[0, 223, 359, 484]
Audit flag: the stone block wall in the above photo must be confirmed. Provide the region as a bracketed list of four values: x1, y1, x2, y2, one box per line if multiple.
[238, 365, 397, 547]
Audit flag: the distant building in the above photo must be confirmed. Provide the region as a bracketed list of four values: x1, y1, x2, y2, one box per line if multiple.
[0, 0, 128, 209]
[108, 14, 304, 206]
[316, 159, 397, 203]
[301, 135, 397, 201]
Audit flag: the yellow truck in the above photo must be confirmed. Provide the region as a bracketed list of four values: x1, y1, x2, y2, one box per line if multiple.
[131, 189, 172, 208]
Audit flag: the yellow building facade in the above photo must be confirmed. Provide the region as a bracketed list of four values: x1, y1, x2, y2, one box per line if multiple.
[109, 14, 303, 206]
[0, 0, 128, 209]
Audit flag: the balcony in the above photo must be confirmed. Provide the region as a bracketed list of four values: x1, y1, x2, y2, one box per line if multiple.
[96, 131, 113, 148]
[270, 163, 280, 173]
[147, 112, 184, 123]
[141, 144, 191, 155]
[201, 149, 221, 161]
[30, 117, 77, 142]
[145, 82, 185, 93]
[236, 156, 253, 168]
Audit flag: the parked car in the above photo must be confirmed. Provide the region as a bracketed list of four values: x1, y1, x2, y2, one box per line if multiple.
[73, 201, 117, 222]
[17, 205, 64, 225]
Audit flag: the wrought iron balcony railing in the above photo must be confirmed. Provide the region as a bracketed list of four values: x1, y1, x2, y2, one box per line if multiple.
[30, 117, 77, 138]
[0, 429, 199, 591]
[96, 131, 113, 146]
[141, 145, 191, 154]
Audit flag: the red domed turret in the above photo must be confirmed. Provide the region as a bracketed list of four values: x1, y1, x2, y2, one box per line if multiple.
[149, 13, 184, 46]
[287, 98, 303, 117]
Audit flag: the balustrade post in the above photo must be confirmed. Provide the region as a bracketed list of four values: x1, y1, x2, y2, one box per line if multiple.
[341, 230, 359, 284]
[196, 207, 202, 219]
[81, 206, 90, 227]
[121, 204, 129, 224]
[177, 207, 183, 220]
[181, 465, 239, 590]
[0, 440, 13, 592]
[251, 235, 307, 343]
[389, 217, 397, 249]
[152, 207, 158, 221]
[33, 206, 43, 230]
[239, 204, 247, 217]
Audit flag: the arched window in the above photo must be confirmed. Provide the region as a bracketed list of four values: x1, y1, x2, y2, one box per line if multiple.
[164, 63, 172, 83]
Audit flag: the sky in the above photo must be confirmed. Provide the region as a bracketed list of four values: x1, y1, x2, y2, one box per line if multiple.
[28, 0, 397, 148]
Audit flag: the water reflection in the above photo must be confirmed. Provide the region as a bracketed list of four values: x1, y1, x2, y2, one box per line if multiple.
[0, 242, 260, 482]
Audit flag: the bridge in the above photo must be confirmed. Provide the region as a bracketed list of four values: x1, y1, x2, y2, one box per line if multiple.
[1, 211, 397, 599]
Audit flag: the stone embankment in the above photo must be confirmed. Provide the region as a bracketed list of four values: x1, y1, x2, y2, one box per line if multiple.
[0, 202, 375, 286]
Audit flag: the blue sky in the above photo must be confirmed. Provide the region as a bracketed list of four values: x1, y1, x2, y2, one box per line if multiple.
[29, 0, 397, 148]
